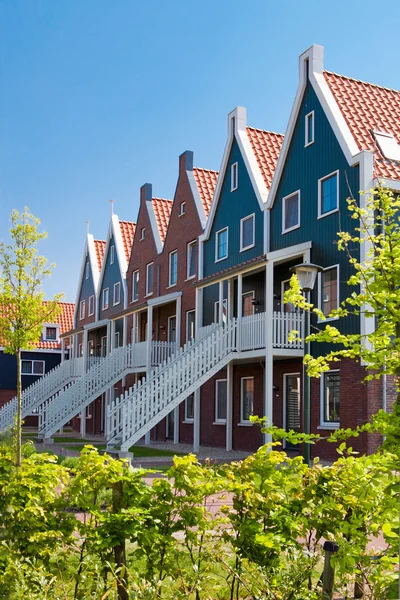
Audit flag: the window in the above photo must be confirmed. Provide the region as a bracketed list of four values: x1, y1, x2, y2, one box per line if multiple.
[185, 394, 194, 421]
[214, 299, 227, 323]
[114, 331, 120, 349]
[102, 288, 109, 310]
[231, 162, 238, 191]
[79, 300, 85, 320]
[215, 379, 227, 423]
[110, 245, 115, 264]
[169, 250, 178, 287]
[374, 131, 400, 161]
[241, 377, 254, 423]
[88, 295, 94, 316]
[282, 191, 300, 233]
[78, 343, 83, 357]
[305, 111, 314, 146]
[113, 282, 121, 305]
[240, 214, 255, 251]
[320, 266, 339, 318]
[101, 336, 107, 357]
[21, 360, 45, 376]
[146, 263, 154, 296]
[242, 291, 255, 317]
[187, 241, 197, 279]
[186, 310, 196, 342]
[132, 270, 139, 302]
[321, 371, 340, 426]
[85, 261, 90, 279]
[179, 202, 186, 216]
[318, 171, 339, 217]
[215, 228, 228, 262]
[45, 327, 57, 341]
[141, 227, 146, 240]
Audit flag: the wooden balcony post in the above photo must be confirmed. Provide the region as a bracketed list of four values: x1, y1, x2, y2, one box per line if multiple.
[264, 262, 274, 445]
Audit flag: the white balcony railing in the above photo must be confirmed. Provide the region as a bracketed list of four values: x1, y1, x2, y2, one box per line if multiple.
[272, 311, 303, 349]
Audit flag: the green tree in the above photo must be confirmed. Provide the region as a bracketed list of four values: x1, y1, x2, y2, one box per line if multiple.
[0, 208, 61, 466]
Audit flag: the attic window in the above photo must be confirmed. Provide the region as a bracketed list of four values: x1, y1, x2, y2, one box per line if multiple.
[110, 245, 115, 264]
[179, 202, 186, 216]
[374, 131, 400, 162]
[85, 261, 90, 279]
[45, 327, 58, 341]
[141, 228, 146, 240]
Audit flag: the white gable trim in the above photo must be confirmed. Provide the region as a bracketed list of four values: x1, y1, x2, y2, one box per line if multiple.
[267, 44, 360, 211]
[187, 170, 208, 230]
[146, 200, 163, 255]
[74, 234, 99, 328]
[203, 106, 269, 243]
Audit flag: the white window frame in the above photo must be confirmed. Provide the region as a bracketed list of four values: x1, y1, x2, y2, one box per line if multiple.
[318, 170, 339, 219]
[215, 227, 229, 263]
[132, 270, 139, 302]
[79, 300, 85, 320]
[44, 325, 59, 341]
[140, 227, 146, 240]
[179, 202, 186, 216]
[231, 162, 238, 191]
[242, 290, 255, 317]
[85, 261, 90, 280]
[169, 250, 178, 287]
[282, 190, 301, 234]
[146, 262, 154, 296]
[240, 377, 254, 424]
[186, 240, 197, 280]
[186, 309, 196, 342]
[110, 244, 115, 265]
[214, 299, 228, 324]
[374, 130, 400, 162]
[113, 282, 121, 306]
[317, 264, 340, 322]
[87, 295, 94, 317]
[102, 288, 109, 310]
[215, 378, 227, 423]
[240, 213, 255, 251]
[184, 394, 194, 422]
[21, 359, 45, 376]
[320, 370, 340, 429]
[305, 111, 314, 147]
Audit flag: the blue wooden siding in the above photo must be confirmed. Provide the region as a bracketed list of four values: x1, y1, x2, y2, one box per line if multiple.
[203, 139, 264, 278]
[0, 351, 61, 391]
[78, 251, 95, 314]
[269, 81, 360, 338]
[99, 234, 124, 318]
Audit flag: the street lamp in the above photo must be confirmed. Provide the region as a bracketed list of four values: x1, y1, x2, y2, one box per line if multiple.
[289, 261, 323, 465]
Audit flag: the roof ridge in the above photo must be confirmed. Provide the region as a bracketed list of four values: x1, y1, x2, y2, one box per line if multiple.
[152, 197, 173, 203]
[246, 125, 284, 138]
[193, 166, 219, 174]
[119, 219, 136, 225]
[324, 70, 400, 95]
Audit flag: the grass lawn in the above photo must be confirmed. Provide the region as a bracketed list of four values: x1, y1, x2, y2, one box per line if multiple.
[128, 445, 185, 457]
[62, 444, 107, 451]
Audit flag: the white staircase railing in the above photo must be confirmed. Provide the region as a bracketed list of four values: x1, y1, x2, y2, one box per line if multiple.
[272, 311, 303, 349]
[0, 357, 83, 433]
[38, 344, 134, 439]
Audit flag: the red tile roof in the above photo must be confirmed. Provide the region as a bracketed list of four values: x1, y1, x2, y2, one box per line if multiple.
[193, 168, 219, 216]
[94, 239, 106, 271]
[151, 198, 173, 242]
[246, 127, 285, 189]
[119, 221, 136, 263]
[324, 71, 400, 180]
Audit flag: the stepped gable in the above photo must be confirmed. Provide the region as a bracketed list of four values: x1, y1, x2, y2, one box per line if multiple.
[324, 70, 400, 180]
[246, 127, 284, 190]
[151, 198, 173, 243]
[193, 167, 219, 217]
[119, 221, 136, 263]
[94, 239, 106, 271]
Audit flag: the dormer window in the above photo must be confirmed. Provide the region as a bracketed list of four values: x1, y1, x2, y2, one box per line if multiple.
[141, 228, 146, 240]
[305, 111, 314, 146]
[85, 261, 90, 279]
[231, 162, 238, 191]
[45, 327, 57, 341]
[110, 245, 115, 264]
[179, 202, 186, 216]
[374, 131, 400, 162]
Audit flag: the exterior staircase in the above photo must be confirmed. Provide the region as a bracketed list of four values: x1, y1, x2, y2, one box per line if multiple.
[106, 313, 268, 451]
[0, 357, 83, 433]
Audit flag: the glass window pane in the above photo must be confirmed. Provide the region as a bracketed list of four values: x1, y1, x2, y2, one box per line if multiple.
[188, 242, 197, 278]
[321, 174, 337, 214]
[284, 193, 299, 230]
[46, 327, 57, 340]
[33, 361, 44, 375]
[217, 230, 227, 260]
[186, 394, 194, 420]
[147, 264, 153, 294]
[242, 378, 254, 421]
[324, 372, 340, 423]
[322, 268, 338, 315]
[21, 360, 32, 374]
[216, 380, 227, 421]
[242, 216, 254, 248]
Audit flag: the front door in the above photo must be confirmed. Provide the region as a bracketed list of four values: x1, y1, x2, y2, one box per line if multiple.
[168, 316, 177, 343]
[284, 373, 301, 449]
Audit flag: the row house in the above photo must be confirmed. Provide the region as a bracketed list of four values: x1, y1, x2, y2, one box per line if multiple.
[2, 44, 399, 461]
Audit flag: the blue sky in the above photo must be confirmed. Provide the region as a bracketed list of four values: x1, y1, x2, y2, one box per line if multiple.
[1, 0, 399, 302]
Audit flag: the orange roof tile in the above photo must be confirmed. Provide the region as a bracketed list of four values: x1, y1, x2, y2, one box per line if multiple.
[119, 221, 136, 263]
[193, 168, 219, 216]
[324, 71, 400, 180]
[94, 239, 106, 271]
[151, 198, 173, 242]
[246, 127, 284, 189]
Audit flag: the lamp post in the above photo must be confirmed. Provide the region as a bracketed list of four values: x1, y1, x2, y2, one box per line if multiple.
[289, 261, 322, 465]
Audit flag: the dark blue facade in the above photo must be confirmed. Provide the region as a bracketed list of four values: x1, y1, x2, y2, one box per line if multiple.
[269, 81, 361, 338]
[77, 250, 96, 325]
[203, 138, 264, 278]
[99, 234, 124, 319]
[0, 350, 61, 392]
